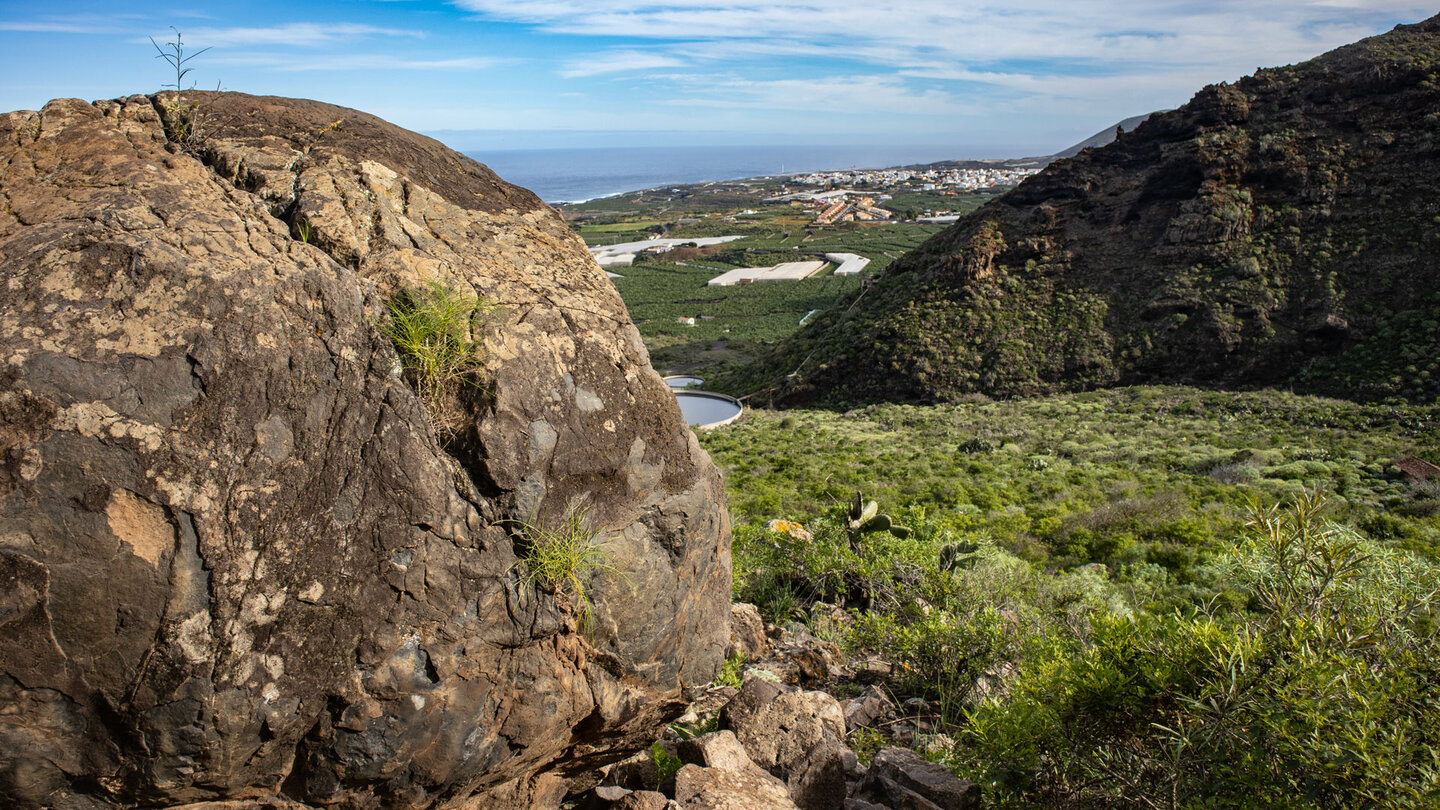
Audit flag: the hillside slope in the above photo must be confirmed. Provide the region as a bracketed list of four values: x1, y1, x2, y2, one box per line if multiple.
[744, 15, 1440, 406]
[1052, 111, 1162, 159]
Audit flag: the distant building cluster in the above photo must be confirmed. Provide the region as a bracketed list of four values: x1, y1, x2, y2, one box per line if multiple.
[764, 189, 895, 223]
[790, 166, 1038, 191]
[777, 165, 1036, 194]
[814, 194, 893, 224]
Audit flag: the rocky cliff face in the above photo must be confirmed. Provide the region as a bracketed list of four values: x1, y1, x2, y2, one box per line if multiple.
[750, 15, 1440, 406]
[0, 92, 730, 808]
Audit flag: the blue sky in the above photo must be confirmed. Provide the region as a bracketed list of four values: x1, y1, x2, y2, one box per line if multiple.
[0, 1, 1432, 155]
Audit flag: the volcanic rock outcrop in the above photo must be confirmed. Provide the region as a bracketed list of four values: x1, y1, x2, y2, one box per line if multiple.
[0, 92, 730, 808]
[746, 15, 1440, 405]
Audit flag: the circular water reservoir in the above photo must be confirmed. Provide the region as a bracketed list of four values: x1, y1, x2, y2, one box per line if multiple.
[664, 376, 705, 388]
[674, 390, 743, 429]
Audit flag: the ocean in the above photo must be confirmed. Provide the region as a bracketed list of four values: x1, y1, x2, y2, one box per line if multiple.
[464, 144, 982, 204]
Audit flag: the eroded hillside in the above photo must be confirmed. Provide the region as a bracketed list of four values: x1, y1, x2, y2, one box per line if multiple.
[740, 15, 1440, 406]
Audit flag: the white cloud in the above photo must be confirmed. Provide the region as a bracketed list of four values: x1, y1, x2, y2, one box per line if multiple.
[0, 15, 129, 34]
[662, 73, 982, 117]
[450, 0, 1434, 71]
[179, 23, 426, 48]
[447, 0, 1433, 141]
[559, 49, 689, 77]
[209, 53, 502, 71]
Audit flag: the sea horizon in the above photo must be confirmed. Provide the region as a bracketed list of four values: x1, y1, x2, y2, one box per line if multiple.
[463, 143, 1015, 204]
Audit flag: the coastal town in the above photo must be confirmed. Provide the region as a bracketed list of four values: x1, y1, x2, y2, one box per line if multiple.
[563, 158, 1042, 344]
[560, 156, 1046, 228]
[787, 164, 1040, 192]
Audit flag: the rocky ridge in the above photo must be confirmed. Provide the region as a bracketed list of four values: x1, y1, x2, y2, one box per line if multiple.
[0, 92, 729, 808]
[748, 15, 1440, 406]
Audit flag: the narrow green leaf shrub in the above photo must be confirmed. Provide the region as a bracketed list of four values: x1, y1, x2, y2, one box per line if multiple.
[714, 652, 747, 688]
[959, 493, 1440, 808]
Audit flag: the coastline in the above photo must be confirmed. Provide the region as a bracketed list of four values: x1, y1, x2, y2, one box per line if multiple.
[465, 143, 987, 204]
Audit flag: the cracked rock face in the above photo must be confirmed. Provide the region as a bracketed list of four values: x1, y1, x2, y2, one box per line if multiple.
[0, 92, 730, 809]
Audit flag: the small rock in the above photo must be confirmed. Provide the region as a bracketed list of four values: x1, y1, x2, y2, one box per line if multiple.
[721, 679, 853, 810]
[916, 734, 955, 761]
[842, 686, 897, 731]
[851, 657, 893, 682]
[856, 747, 980, 810]
[612, 790, 671, 810]
[901, 697, 930, 714]
[678, 730, 757, 773]
[603, 749, 661, 791]
[594, 784, 633, 802]
[730, 603, 770, 660]
[673, 763, 798, 810]
[764, 624, 847, 686]
[888, 723, 916, 747]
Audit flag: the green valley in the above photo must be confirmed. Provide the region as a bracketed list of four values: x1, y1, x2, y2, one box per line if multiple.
[579, 16, 1440, 809]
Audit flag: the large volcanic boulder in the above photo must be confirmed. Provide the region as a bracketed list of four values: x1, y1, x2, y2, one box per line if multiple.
[738, 15, 1440, 405]
[0, 92, 730, 808]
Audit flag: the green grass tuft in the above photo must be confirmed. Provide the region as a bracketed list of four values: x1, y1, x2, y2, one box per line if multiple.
[379, 280, 495, 432]
[512, 503, 615, 627]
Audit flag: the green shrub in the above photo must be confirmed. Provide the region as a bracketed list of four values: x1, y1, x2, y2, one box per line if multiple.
[714, 652, 746, 688]
[850, 605, 1015, 722]
[959, 493, 1440, 808]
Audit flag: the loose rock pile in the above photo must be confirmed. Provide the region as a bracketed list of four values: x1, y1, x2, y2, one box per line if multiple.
[582, 677, 979, 810]
[570, 603, 981, 810]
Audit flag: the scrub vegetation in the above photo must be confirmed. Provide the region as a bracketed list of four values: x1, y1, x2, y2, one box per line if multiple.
[698, 387, 1440, 806]
[564, 22, 1440, 800]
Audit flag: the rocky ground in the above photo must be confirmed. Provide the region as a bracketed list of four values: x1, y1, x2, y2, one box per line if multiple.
[557, 604, 980, 810]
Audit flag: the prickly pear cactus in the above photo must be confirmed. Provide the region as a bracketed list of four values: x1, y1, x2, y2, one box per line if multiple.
[846, 491, 912, 541]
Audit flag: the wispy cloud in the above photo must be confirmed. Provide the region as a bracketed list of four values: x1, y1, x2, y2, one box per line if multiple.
[179, 22, 426, 48]
[209, 53, 503, 71]
[451, 0, 1434, 71]
[665, 73, 980, 117]
[0, 14, 133, 34]
[559, 49, 688, 77]
[0, 20, 108, 33]
[448, 0, 1432, 138]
